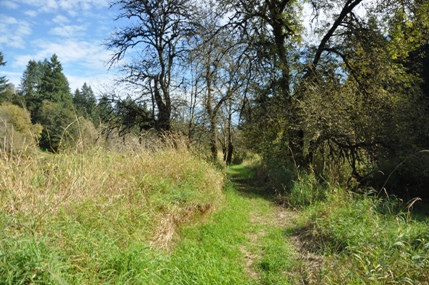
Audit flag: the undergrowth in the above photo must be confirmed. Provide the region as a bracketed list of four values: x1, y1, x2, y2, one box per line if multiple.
[284, 171, 429, 284]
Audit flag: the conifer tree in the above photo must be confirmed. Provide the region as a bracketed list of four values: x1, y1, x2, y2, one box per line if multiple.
[0, 52, 9, 97]
[39, 54, 72, 105]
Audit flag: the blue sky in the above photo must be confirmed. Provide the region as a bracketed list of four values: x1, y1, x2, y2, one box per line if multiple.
[0, 0, 121, 92]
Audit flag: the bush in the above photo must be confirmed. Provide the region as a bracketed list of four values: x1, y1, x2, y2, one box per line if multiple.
[0, 102, 42, 152]
[289, 171, 329, 208]
[37, 101, 79, 152]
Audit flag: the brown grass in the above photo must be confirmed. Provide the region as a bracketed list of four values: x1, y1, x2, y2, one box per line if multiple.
[0, 139, 224, 247]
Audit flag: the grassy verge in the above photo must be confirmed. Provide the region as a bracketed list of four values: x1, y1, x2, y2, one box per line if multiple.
[0, 147, 225, 284]
[226, 164, 298, 284]
[0, 148, 298, 284]
[285, 173, 429, 284]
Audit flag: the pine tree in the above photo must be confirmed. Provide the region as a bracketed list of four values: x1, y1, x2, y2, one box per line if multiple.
[73, 82, 98, 125]
[0, 52, 9, 96]
[39, 54, 72, 105]
[19, 60, 44, 113]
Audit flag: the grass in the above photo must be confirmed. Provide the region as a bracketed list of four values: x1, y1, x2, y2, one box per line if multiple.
[0, 147, 298, 284]
[0, 146, 225, 284]
[5, 142, 425, 284]
[312, 193, 429, 284]
[284, 175, 429, 284]
[226, 164, 298, 284]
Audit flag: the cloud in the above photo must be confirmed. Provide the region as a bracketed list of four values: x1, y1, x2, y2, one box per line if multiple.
[50, 25, 87, 38]
[1, 1, 19, 9]
[24, 10, 38, 17]
[8, 0, 110, 14]
[2, 71, 23, 88]
[67, 72, 116, 93]
[11, 38, 115, 91]
[0, 15, 31, 49]
[13, 39, 110, 69]
[52, 14, 70, 24]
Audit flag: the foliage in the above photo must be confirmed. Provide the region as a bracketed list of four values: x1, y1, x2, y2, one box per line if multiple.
[0, 102, 42, 152]
[39, 54, 72, 105]
[0, 52, 8, 96]
[73, 82, 99, 126]
[37, 101, 79, 152]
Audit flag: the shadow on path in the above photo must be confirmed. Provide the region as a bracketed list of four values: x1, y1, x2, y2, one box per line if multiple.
[227, 164, 275, 200]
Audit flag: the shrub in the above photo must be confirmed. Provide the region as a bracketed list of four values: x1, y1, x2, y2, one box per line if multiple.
[0, 102, 42, 152]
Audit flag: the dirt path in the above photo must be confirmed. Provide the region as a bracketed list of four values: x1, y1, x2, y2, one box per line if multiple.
[230, 170, 324, 284]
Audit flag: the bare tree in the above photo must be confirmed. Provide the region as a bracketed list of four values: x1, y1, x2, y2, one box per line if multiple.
[106, 0, 199, 132]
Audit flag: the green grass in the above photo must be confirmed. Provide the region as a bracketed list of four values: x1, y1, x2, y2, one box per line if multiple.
[227, 164, 255, 180]
[8, 145, 425, 284]
[0, 149, 299, 284]
[297, 189, 429, 284]
[0, 147, 225, 284]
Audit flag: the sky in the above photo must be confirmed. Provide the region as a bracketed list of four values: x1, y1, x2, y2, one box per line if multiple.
[0, 0, 370, 96]
[0, 0, 120, 93]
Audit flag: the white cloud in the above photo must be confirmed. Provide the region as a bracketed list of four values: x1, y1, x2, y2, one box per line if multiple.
[24, 10, 38, 17]
[67, 72, 116, 93]
[14, 39, 110, 69]
[8, 0, 110, 14]
[2, 71, 23, 89]
[0, 1, 19, 9]
[11, 38, 115, 91]
[50, 25, 87, 38]
[0, 15, 31, 49]
[52, 14, 70, 24]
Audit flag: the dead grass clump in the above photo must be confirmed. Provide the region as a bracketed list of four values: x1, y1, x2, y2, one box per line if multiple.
[150, 203, 215, 249]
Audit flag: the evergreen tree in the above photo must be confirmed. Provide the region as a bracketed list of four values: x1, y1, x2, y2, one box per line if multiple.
[0, 52, 9, 99]
[73, 88, 85, 116]
[19, 60, 44, 112]
[73, 82, 98, 125]
[39, 54, 72, 105]
[18, 55, 78, 152]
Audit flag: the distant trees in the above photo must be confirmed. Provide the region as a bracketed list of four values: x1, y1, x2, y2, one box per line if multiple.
[0, 52, 43, 152]
[73, 83, 98, 125]
[0, 52, 11, 104]
[0, 52, 8, 92]
[18, 54, 80, 152]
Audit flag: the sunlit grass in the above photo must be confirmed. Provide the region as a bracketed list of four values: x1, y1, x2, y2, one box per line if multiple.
[0, 146, 225, 283]
[297, 188, 429, 284]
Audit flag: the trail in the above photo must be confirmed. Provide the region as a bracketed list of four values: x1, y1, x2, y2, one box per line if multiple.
[228, 165, 324, 284]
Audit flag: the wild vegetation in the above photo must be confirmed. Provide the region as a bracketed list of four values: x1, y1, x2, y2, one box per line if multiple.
[0, 138, 226, 283]
[1, 0, 429, 283]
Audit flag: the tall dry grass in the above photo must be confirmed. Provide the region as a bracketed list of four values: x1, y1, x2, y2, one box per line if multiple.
[0, 135, 225, 283]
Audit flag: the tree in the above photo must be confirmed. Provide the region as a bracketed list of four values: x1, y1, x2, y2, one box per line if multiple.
[0, 52, 9, 100]
[39, 54, 72, 105]
[73, 83, 98, 125]
[106, 0, 200, 133]
[18, 55, 77, 152]
[289, 0, 429, 193]
[18, 60, 44, 111]
[37, 101, 78, 152]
